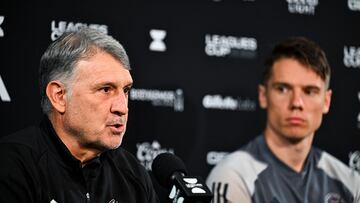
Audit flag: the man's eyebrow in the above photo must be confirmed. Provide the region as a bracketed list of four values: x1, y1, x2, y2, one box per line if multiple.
[303, 85, 321, 91]
[271, 82, 292, 87]
[125, 82, 133, 87]
[94, 81, 117, 87]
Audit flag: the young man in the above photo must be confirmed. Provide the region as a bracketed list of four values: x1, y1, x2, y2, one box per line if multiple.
[206, 37, 360, 203]
[0, 28, 159, 202]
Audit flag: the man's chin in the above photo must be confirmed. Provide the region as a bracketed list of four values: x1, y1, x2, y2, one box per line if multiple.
[89, 139, 123, 152]
[106, 139, 123, 150]
[283, 132, 312, 144]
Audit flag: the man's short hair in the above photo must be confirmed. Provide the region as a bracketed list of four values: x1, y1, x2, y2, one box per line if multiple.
[39, 28, 130, 115]
[261, 37, 331, 89]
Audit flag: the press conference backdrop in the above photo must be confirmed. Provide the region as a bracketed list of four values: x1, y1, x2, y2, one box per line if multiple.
[0, 0, 359, 199]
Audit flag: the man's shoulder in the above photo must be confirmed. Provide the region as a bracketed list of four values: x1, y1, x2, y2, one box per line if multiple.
[209, 149, 268, 179]
[316, 149, 358, 177]
[206, 139, 269, 200]
[316, 150, 360, 194]
[209, 136, 268, 175]
[0, 126, 44, 175]
[0, 126, 42, 151]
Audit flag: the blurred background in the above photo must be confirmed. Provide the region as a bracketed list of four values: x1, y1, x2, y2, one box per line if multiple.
[0, 0, 359, 201]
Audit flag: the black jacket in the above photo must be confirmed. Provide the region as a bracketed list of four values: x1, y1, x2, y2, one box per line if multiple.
[0, 117, 159, 203]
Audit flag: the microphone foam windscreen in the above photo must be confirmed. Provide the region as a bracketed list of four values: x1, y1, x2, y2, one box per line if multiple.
[151, 153, 188, 187]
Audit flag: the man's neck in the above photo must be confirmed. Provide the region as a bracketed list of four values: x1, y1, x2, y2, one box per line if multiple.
[48, 114, 100, 164]
[264, 127, 314, 173]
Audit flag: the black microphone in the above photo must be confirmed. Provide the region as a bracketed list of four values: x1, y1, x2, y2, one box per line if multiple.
[152, 153, 213, 203]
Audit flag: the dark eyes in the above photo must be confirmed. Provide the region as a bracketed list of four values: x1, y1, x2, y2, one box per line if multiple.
[274, 85, 320, 96]
[124, 87, 131, 94]
[304, 88, 320, 95]
[101, 86, 111, 93]
[276, 85, 289, 93]
[100, 86, 131, 95]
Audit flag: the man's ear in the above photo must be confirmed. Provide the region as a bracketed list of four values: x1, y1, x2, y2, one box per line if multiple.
[323, 89, 332, 114]
[46, 81, 67, 114]
[258, 84, 268, 109]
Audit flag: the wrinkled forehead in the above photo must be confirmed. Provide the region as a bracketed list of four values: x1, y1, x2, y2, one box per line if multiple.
[71, 51, 132, 85]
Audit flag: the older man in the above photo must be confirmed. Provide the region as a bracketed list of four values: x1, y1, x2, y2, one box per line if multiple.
[0, 28, 159, 203]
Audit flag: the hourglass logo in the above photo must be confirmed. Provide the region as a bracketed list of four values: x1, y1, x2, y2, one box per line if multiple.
[0, 16, 4, 37]
[149, 29, 167, 52]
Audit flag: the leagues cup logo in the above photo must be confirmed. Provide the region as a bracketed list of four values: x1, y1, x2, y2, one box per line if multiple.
[51, 20, 108, 41]
[287, 0, 318, 15]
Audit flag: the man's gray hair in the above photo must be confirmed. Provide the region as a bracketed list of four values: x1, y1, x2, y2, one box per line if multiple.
[39, 28, 130, 115]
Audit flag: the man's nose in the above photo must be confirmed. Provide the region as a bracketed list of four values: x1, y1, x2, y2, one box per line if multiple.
[111, 92, 128, 116]
[289, 90, 304, 111]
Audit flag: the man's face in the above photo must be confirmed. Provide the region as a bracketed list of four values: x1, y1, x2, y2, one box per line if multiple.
[63, 51, 133, 151]
[259, 58, 331, 142]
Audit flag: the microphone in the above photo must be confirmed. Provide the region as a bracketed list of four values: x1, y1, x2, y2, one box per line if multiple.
[152, 153, 213, 203]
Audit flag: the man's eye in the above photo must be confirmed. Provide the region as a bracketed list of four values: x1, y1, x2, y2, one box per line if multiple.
[101, 87, 111, 93]
[124, 87, 131, 94]
[277, 86, 288, 93]
[304, 88, 319, 96]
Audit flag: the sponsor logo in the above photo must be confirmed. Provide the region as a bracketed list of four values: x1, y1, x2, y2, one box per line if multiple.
[51, 20, 108, 41]
[286, 0, 318, 15]
[0, 75, 11, 102]
[349, 151, 360, 173]
[202, 94, 256, 111]
[348, 0, 360, 11]
[183, 178, 206, 193]
[0, 16, 4, 37]
[170, 177, 209, 203]
[205, 34, 257, 59]
[130, 88, 184, 112]
[207, 151, 229, 165]
[324, 193, 346, 203]
[136, 140, 174, 170]
[169, 185, 184, 203]
[344, 46, 360, 68]
[149, 29, 167, 52]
